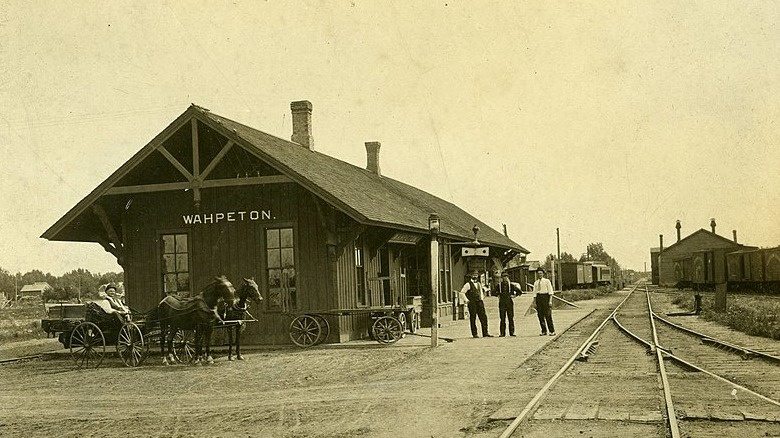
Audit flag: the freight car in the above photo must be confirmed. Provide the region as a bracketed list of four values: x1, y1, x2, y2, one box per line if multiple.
[559, 261, 612, 290]
[725, 246, 780, 294]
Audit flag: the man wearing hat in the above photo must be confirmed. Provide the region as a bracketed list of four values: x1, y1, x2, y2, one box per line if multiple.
[459, 271, 492, 338]
[492, 272, 523, 337]
[532, 268, 555, 336]
[100, 284, 130, 324]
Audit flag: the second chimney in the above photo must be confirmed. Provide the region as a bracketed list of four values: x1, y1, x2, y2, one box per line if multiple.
[710, 218, 717, 234]
[659, 234, 664, 252]
[290, 100, 313, 150]
[676, 220, 681, 242]
[365, 142, 381, 176]
[733, 229, 738, 243]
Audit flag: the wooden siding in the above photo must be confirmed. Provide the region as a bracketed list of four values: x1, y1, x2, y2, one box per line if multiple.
[117, 182, 333, 344]
[657, 232, 742, 287]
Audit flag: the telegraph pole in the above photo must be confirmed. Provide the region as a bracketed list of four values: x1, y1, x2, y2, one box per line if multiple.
[428, 214, 440, 348]
[556, 228, 561, 290]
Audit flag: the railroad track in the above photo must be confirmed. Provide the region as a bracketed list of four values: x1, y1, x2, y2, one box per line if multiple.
[0, 354, 45, 365]
[499, 284, 780, 438]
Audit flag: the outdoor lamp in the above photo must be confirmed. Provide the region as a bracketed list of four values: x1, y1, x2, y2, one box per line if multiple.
[428, 213, 440, 236]
[472, 224, 480, 245]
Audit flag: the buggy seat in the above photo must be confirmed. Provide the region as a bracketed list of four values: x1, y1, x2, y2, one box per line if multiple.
[85, 301, 125, 328]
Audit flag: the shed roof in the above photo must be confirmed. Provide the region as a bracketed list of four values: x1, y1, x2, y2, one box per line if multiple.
[659, 228, 743, 254]
[42, 104, 528, 253]
[20, 282, 52, 292]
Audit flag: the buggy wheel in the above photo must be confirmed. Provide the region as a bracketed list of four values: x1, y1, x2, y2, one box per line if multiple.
[70, 322, 106, 369]
[173, 329, 196, 364]
[311, 314, 330, 345]
[372, 316, 403, 344]
[289, 315, 321, 348]
[117, 322, 148, 367]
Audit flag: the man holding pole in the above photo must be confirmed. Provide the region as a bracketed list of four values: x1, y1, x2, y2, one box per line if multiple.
[532, 268, 556, 336]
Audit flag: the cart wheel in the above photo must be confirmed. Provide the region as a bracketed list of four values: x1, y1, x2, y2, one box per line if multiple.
[173, 329, 196, 363]
[372, 316, 404, 344]
[289, 315, 321, 347]
[117, 322, 148, 367]
[70, 322, 106, 369]
[396, 312, 407, 332]
[311, 314, 330, 345]
[408, 311, 419, 334]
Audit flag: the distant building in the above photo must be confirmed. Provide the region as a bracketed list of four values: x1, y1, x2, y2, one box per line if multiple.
[18, 282, 52, 300]
[652, 221, 752, 287]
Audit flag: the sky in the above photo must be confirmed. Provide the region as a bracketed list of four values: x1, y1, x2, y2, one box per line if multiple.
[2, 1, 780, 276]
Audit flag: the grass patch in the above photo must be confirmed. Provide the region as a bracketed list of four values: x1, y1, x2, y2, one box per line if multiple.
[671, 292, 780, 340]
[0, 300, 48, 343]
[559, 285, 616, 302]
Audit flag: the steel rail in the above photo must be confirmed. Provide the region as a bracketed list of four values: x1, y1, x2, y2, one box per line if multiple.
[646, 284, 681, 438]
[653, 313, 780, 364]
[498, 285, 639, 438]
[623, 290, 780, 408]
[0, 354, 44, 364]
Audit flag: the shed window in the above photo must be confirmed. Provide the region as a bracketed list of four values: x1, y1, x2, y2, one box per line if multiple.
[267, 227, 296, 310]
[162, 233, 190, 295]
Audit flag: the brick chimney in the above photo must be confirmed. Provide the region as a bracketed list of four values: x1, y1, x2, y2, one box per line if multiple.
[733, 229, 738, 243]
[710, 218, 716, 234]
[659, 234, 664, 252]
[290, 100, 313, 150]
[675, 220, 681, 242]
[365, 142, 381, 176]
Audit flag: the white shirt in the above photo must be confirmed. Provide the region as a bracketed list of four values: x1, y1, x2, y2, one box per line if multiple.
[533, 277, 554, 296]
[460, 280, 486, 302]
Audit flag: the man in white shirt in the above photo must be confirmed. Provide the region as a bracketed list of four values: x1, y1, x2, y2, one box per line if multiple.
[459, 271, 492, 338]
[532, 268, 556, 336]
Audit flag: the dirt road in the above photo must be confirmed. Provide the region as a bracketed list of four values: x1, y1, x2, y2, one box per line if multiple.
[0, 294, 611, 438]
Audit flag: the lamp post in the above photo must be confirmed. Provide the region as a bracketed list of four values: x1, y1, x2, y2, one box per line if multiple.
[428, 213, 440, 348]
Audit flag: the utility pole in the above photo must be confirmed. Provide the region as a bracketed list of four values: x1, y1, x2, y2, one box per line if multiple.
[556, 228, 561, 291]
[428, 214, 440, 348]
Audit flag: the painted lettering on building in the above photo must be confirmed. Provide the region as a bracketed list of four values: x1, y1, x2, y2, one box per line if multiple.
[182, 210, 274, 225]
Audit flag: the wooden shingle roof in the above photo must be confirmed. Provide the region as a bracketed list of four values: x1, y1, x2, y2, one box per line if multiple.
[200, 108, 526, 251]
[43, 104, 528, 252]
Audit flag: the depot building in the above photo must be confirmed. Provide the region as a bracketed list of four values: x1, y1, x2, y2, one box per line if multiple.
[42, 101, 528, 344]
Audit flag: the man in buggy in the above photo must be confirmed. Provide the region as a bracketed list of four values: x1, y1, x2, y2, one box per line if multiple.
[96, 284, 130, 325]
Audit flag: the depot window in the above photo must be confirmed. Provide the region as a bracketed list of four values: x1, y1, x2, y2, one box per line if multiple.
[161, 233, 190, 295]
[267, 227, 296, 311]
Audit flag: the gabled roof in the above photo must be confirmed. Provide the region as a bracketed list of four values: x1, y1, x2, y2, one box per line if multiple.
[659, 228, 743, 254]
[43, 104, 527, 253]
[20, 282, 52, 292]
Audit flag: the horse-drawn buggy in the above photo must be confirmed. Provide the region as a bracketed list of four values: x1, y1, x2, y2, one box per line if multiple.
[41, 276, 262, 368]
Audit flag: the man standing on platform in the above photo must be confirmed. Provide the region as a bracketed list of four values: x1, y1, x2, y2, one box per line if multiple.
[533, 268, 556, 336]
[460, 271, 492, 338]
[493, 272, 523, 337]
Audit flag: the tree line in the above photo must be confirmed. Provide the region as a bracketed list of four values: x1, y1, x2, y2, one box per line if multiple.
[0, 267, 123, 302]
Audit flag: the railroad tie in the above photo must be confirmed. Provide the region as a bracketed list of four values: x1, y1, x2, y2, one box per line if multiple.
[575, 341, 599, 362]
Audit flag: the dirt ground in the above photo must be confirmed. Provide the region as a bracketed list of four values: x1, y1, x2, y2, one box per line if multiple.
[5, 290, 754, 438]
[0, 341, 533, 438]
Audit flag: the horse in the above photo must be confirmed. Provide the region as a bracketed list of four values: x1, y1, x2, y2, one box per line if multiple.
[157, 275, 236, 365]
[219, 278, 263, 361]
